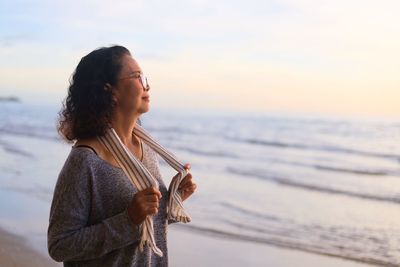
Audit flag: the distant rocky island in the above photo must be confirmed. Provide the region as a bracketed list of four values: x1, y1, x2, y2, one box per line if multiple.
[0, 96, 20, 102]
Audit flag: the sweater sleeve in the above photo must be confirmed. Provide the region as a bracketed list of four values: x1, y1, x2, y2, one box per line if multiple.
[47, 151, 142, 262]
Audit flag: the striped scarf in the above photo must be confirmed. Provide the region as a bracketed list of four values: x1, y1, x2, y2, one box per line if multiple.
[97, 125, 191, 257]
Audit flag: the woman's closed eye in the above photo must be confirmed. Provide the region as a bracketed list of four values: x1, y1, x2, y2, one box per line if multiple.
[127, 73, 141, 79]
[118, 71, 143, 81]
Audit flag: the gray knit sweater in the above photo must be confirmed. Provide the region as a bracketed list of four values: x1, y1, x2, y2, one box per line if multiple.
[48, 143, 170, 266]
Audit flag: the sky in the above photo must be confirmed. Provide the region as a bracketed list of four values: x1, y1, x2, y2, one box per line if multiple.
[0, 0, 399, 118]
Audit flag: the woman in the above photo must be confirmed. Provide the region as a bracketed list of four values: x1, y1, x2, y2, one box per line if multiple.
[48, 45, 197, 266]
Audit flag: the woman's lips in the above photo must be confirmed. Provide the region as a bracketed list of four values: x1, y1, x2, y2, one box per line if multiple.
[142, 96, 150, 102]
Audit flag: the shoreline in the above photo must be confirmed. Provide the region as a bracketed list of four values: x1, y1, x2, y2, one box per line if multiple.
[0, 227, 59, 267]
[169, 225, 373, 267]
[172, 224, 384, 267]
[0, 224, 373, 267]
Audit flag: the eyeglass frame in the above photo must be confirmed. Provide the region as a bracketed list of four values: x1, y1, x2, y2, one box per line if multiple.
[117, 71, 150, 91]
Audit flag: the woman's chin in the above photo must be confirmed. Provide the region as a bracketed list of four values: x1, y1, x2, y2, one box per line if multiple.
[139, 105, 150, 114]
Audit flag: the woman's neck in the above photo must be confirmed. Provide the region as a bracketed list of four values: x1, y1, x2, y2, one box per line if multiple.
[110, 110, 140, 146]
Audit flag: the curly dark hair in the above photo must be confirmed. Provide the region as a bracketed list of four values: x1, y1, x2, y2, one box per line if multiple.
[57, 45, 131, 142]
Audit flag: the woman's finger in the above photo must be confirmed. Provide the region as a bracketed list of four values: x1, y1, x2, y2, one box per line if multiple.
[147, 207, 158, 215]
[141, 186, 162, 199]
[143, 187, 162, 199]
[178, 174, 192, 190]
[185, 184, 197, 192]
[146, 202, 159, 208]
[179, 181, 193, 191]
[145, 195, 160, 202]
[142, 203, 159, 215]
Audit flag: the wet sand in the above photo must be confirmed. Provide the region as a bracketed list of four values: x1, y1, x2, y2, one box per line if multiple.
[168, 225, 372, 267]
[0, 227, 58, 267]
[0, 224, 373, 267]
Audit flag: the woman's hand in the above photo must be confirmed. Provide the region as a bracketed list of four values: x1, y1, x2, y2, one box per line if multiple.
[179, 164, 197, 202]
[127, 187, 162, 226]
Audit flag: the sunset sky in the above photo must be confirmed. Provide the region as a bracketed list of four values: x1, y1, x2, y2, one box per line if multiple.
[1, 0, 399, 117]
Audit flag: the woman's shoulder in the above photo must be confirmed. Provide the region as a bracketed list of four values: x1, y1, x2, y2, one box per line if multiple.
[52, 147, 96, 192]
[63, 140, 124, 176]
[69, 145, 98, 162]
[74, 137, 101, 154]
[60, 146, 98, 177]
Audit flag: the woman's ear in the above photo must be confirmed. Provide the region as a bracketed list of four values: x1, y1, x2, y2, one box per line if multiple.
[104, 83, 112, 91]
[104, 83, 118, 105]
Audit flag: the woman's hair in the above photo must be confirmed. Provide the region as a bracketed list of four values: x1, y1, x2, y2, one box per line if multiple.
[57, 45, 130, 142]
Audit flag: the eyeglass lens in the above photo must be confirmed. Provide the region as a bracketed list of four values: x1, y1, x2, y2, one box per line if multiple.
[141, 75, 149, 89]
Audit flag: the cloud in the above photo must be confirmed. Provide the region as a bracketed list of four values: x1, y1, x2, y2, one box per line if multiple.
[0, 34, 35, 47]
[0, 0, 399, 116]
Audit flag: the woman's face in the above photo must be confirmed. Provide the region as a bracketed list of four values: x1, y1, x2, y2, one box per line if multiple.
[113, 54, 150, 116]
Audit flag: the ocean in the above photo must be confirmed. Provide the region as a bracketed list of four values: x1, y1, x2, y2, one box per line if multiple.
[0, 101, 399, 266]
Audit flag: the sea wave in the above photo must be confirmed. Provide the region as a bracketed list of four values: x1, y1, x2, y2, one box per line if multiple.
[145, 126, 198, 135]
[0, 139, 34, 158]
[232, 137, 400, 162]
[313, 164, 393, 176]
[227, 167, 400, 204]
[272, 158, 397, 177]
[0, 125, 59, 141]
[202, 201, 399, 266]
[177, 224, 398, 267]
[172, 145, 239, 158]
[219, 201, 284, 222]
[0, 185, 53, 202]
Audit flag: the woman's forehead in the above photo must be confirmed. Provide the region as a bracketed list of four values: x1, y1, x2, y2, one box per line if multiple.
[121, 54, 141, 73]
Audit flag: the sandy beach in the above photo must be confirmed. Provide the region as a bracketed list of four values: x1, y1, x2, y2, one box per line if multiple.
[0, 224, 371, 267]
[0, 227, 58, 267]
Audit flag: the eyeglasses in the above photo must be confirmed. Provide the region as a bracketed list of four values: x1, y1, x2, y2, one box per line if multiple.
[118, 72, 150, 91]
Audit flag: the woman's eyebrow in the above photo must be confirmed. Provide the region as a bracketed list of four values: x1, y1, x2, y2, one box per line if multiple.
[128, 70, 142, 75]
